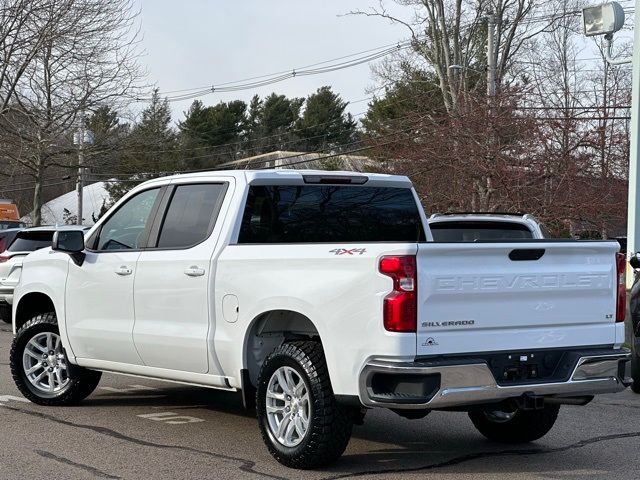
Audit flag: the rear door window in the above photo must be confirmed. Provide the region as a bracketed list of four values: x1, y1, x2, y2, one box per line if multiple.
[238, 185, 425, 243]
[429, 221, 534, 241]
[155, 183, 228, 249]
[8, 232, 54, 252]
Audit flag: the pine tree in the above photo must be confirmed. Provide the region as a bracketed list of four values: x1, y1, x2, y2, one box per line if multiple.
[295, 87, 356, 152]
[85, 105, 130, 180]
[179, 99, 248, 168]
[247, 93, 303, 153]
[105, 89, 177, 203]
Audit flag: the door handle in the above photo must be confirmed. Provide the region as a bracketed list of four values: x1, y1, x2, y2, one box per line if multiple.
[184, 266, 205, 277]
[115, 265, 133, 276]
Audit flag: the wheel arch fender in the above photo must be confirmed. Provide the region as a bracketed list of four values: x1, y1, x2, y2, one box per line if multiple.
[241, 306, 325, 389]
[13, 284, 74, 361]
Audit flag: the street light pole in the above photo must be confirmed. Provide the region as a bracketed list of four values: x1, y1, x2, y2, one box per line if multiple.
[626, 10, 640, 285]
[581, 1, 635, 284]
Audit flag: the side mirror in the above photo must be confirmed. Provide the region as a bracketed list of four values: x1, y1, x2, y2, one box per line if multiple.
[52, 230, 86, 266]
[630, 253, 640, 270]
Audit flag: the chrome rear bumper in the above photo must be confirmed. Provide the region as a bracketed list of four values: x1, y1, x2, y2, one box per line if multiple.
[360, 349, 631, 410]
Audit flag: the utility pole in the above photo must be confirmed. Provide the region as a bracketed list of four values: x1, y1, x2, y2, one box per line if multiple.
[483, 12, 498, 211]
[486, 12, 497, 99]
[76, 115, 84, 226]
[74, 110, 86, 225]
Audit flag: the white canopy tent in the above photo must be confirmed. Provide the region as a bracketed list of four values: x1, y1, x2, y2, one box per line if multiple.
[22, 182, 110, 226]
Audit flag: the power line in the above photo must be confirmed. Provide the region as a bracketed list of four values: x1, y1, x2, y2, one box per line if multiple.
[5, 96, 630, 191]
[93, 83, 634, 164]
[516, 105, 631, 110]
[93, 110, 634, 176]
[155, 41, 413, 96]
[134, 42, 412, 103]
[3, 109, 632, 195]
[77, 114, 434, 179]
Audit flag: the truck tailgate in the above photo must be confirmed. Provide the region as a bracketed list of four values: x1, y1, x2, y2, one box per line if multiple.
[416, 241, 620, 356]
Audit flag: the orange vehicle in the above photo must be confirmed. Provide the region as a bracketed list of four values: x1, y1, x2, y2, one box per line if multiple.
[0, 200, 25, 230]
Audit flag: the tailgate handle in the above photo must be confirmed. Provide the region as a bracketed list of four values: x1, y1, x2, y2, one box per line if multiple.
[509, 249, 545, 261]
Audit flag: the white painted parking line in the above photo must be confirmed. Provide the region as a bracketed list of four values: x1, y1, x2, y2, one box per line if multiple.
[137, 411, 205, 425]
[0, 395, 30, 407]
[99, 384, 160, 394]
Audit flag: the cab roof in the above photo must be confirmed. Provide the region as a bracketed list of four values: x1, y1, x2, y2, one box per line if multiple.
[137, 169, 413, 189]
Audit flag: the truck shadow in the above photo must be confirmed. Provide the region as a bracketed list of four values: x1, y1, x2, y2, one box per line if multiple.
[81, 382, 636, 479]
[85, 383, 254, 418]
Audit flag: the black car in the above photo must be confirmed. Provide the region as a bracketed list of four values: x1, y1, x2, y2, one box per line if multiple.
[628, 255, 640, 393]
[0, 227, 23, 253]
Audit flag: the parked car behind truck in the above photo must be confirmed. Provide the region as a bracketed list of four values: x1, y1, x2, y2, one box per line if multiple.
[0, 226, 87, 323]
[428, 212, 548, 241]
[627, 254, 640, 393]
[9, 170, 631, 468]
[0, 199, 25, 231]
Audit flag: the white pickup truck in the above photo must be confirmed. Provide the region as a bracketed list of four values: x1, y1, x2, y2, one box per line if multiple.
[9, 170, 631, 469]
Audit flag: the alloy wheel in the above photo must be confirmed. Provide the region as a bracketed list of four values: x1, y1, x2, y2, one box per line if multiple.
[22, 331, 69, 394]
[265, 366, 311, 447]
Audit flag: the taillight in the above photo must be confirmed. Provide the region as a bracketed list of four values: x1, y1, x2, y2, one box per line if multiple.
[0, 255, 8, 263]
[616, 252, 626, 322]
[379, 255, 417, 332]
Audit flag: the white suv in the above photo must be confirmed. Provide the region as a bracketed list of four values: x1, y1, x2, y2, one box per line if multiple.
[0, 227, 79, 323]
[428, 212, 549, 241]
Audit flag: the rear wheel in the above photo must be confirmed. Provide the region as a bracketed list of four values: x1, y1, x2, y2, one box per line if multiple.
[469, 404, 560, 443]
[256, 341, 353, 469]
[10, 312, 101, 405]
[0, 304, 11, 324]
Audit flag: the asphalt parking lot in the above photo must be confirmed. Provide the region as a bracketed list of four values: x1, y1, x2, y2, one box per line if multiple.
[0, 324, 639, 480]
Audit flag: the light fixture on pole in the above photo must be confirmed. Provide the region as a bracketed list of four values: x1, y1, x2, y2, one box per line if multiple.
[583, 2, 631, 65]
[582, 2, 625, 37]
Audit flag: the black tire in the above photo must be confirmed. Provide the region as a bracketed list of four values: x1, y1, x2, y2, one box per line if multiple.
[0, 303, 11, 324]
[631, 340, 640, 394]
[256, 341, 353, 469]
[10, 312, 101, 406]
[469, 404, 560, 443]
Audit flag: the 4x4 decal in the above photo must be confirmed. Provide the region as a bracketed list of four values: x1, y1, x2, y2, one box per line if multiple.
[329, 248, 366, 256]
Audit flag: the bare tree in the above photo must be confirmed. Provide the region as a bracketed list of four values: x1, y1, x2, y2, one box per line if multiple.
[0, 0, 69, 114]
[350, 0, 563, 113]
[0, 0, 143, 225]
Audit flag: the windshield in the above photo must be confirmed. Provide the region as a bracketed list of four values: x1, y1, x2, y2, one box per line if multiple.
[430, 221, 534, 241]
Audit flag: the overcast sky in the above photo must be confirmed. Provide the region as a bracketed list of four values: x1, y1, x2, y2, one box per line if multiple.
[135, 1, 409, 124]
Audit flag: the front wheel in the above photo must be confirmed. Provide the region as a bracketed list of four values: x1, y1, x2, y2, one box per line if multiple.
[256, 341, 353, 469]
[469, 404, 560, 443]
[10, 312, 101, 405]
